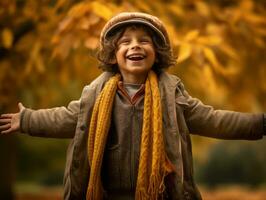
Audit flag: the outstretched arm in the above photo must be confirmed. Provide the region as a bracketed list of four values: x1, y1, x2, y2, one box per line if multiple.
[176, 83, 265, 140]
[0, 103, 25, 135]
[19, 99, 80, 138]
[0, 99, 80, 138]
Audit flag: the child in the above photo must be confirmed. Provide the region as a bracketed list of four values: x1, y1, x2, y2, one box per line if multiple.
[0, 12, 265, 200]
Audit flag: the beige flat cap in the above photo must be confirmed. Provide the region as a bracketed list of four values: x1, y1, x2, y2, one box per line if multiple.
[100, 12, 170, 47]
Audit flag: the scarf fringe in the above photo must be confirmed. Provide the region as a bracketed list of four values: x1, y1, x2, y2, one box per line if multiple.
[148, 173, 162, 200]
[148, 159, 172, 200]
[135, 187, 149, 200]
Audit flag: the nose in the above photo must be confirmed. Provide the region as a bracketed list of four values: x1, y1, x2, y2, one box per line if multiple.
[130, 39, 140, 49]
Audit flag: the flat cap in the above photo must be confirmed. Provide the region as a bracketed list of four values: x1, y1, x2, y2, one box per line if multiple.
[100, 12, 170, 47]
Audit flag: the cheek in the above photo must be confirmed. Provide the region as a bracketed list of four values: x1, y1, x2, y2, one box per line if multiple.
[115, 52, 122, 60]
[148, 45, 156, 56]
[150, 48, 156, 63]
[115, 51, 125, 65]
[116, 47, 126, 58]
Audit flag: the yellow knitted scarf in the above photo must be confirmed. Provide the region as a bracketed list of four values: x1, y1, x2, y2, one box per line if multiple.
[86, 71, 173, 200]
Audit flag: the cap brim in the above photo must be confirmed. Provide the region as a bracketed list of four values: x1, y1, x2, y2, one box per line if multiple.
[104, 18, 167, 44]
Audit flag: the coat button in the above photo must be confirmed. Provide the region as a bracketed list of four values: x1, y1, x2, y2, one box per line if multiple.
[80, 124, 86, 131]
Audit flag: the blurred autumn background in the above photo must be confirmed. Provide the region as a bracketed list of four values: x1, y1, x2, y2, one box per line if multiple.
[0, 0, 265, 199]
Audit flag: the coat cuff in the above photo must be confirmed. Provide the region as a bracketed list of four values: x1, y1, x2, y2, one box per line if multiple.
[20, 108, 33, 134]
[263, 113, 266, 136]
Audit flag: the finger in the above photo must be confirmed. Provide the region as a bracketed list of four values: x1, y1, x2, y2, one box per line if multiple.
[0, 118, 11, 124]
[0, 114, 13, 118]
[0, 123, 11, 131]
[18, 102, 25, 111]
[1, 128, 12, 135]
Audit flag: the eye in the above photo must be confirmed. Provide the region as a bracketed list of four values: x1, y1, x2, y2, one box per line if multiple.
[118, 38, 130, 45]
[140, 38, 152, 44]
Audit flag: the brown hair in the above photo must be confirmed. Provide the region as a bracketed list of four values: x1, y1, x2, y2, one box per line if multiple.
[97, 24, 177, 74]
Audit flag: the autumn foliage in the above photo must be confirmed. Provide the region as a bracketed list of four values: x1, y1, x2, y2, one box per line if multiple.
[0, 0, 265, 112]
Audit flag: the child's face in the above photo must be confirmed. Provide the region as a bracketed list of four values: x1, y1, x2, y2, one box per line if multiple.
[115, 26, 156, 83]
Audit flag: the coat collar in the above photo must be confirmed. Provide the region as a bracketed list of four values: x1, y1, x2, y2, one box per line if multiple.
[89, 71, 181, 98]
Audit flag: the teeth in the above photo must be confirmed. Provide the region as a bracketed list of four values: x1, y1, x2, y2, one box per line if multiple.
[127, 54, 145, 60]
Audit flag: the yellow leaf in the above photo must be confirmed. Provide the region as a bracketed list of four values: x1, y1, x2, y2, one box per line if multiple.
[134, 0, 153, 13]
[203, 47, 239, 76]
[68, 2, 91, 18]
[197, 36, 222, 46]
[203, 64, 227, 105]
[244, 13, 266, 25]
[54, 0, 67, 10]
[85, 36, 99, 49]
[92, 2, 113, 21]
[203, 47, 219, 67]
[184, 30, 199, 42]
[59, 16, 75, 32]
[51, 35, 60, 45]
[206, 23, 222, 35]
[167, 4, 184, 16]
[240, 0, 253, 11]
[24, 41, 45, 75]
[2, 28, 13, 48]
[177, 43, 192, 63]
[34, 54, 45, 73]
[195, 1, 210, 17]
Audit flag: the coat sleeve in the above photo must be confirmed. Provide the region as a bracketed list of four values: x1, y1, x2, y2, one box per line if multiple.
[176, 83, 264, 140]
[20, 94, 81, 139]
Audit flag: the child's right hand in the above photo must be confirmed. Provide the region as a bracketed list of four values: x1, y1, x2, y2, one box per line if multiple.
[0, 103, 25, 135]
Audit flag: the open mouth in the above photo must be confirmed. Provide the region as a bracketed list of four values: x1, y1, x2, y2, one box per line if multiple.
[126, 54, 146, 61]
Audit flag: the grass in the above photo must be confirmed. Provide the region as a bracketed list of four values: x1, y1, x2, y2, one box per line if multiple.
[14, 183, 266, 200]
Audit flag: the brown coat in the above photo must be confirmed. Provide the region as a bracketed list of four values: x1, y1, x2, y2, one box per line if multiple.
[20, 72, 264, 200]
